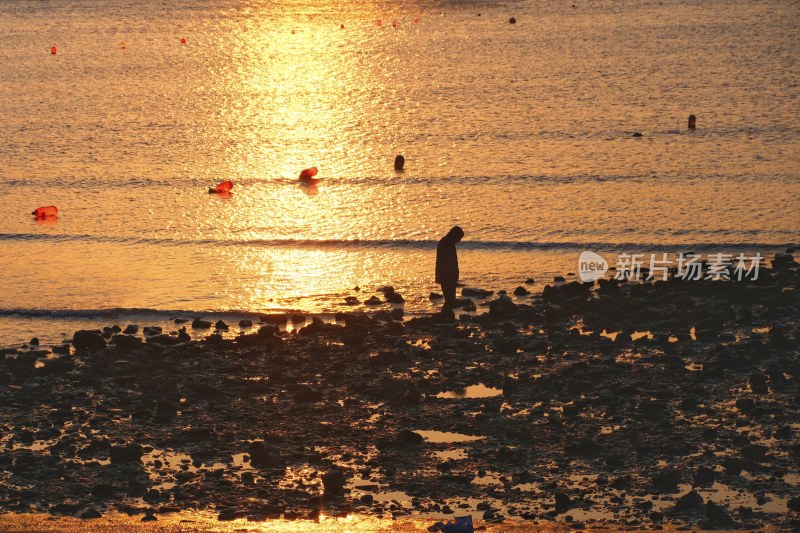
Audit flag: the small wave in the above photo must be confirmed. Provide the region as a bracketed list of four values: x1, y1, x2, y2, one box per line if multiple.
[0, 232, 795, 253]
[0, 307, 275, 321]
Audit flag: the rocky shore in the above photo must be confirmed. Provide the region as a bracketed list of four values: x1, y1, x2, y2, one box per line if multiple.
[1, 254, 798, 531]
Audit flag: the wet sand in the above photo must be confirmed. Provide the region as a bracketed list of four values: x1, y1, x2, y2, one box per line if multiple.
[0, 253, 798, 531]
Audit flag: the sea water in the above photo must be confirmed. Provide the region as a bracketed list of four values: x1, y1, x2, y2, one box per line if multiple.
[1, 0, 798, 347]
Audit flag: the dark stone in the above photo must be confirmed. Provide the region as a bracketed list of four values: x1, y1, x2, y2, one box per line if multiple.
[51, 501, 84, 515]
[214, 320, 228, 331]
[554, 276, 566, 282]
[217, 510, 237, 521]
[239, 319, 253, 328]
[290, 314, 306, 323]
[788, 496, 800, 512]
[143, 326, 162, 336]
[80, 509, 102, 519]
[741, 444, 768, 461]
[109, 443, 143, 464]
[525, 277, 535, 284]
[365, 296, 382, 305]
[509, 16, 516, 24]
[29, 337, 39, 346]
[247, 440, 280, 468]
[668, 490, 704, 515]
[488, 295, 517, 317]
[704, 501, 734, 527]
[344, 296, 359, 305]
[566, 438, 602, 456]
[513, 286, 530, 296]
[429, 292, 443, 300]
[191, 318, 212, 329]
[154, 401, 178, 423]
[292, 384, 323, 402]
[555, 491, 571, 513]
[110, 334, 144, 351]
[260, 313, 288, 324]
[385, 292, 405, 303]
[693, 466, 715, 487]
[322, 469, 347, 496]
[123, 325, 139, 334]
[461, 288, 493, 298]
[72, 330, 107, 353]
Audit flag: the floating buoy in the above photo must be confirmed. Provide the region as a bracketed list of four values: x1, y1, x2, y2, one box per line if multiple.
[688, 114, 696, 129]
[298, 167, 319, 184]
[291, 30, 296, 34]
[180, 37, 187, 44]
[32, 205, 58, 218]
[392, 19, 397, 28]
[509, 17, 517, 24]
[120, 42, 126, 50]
[377, 19, 382, 27]
[414, 17, 419, 23]
[50, 45, 57, 55]
[208, 180, 233, 194]
[394, 154, 405, 171]
[340, 24, 344, 29]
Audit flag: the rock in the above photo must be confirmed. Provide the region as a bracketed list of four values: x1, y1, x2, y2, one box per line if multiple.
[632, 132, 643, 137]
[239, 319, 253, 328]
[29, 337, 39, 346]
[509, 16, 516, 24]
[525, 277, 535, 284]
[693, 466, 715, 486]
[322, 469, 347, 496]
[429, 292, 443, 300]
[177, 327, 191, 342]
[154, 401, 178, 423]
[344, 296, 359, 305]
[554, 275, 566, 282]
[389, 308, 404, 320]
[110, 334, 144, 351]
[650, 470, 682, 493]
[191, 318, 212, 329]
[142, 326, 162, 336]
[217, 510, 237, 521]
[290, 314, 306, 323]
[123, 325, 139, 334]
[461, 287, 493, 298]
[147, 334, 182, 347]
[385, 292, 405, 304]
[51, 501, 84, 515]
[109, 443, 143, 464]
[247, 441, 280, 467]
[513, 286, 530, 296]
[788, 496, 800, 512]
[292, 384, 323, 402]
[704, 501, 734, 527]
[214, 320, 228, 331]
[668, 490, 704, 515]
[72, 330, 106, 353]
[365, 296, 382, 305]
[722, 457, 746, 475]
[555, 491, 571, 513]
[260, 313, 288, 324]
[566, 438, 602, 456]
[488, 295, 517, 317]
[741, 444, 768, 461]
[80, 509, 102, 519]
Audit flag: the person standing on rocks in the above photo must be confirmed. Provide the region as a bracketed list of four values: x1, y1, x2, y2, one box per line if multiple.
[436, 226, 464, 320]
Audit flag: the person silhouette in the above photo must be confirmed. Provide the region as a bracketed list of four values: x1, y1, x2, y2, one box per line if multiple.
[435, 226, 464, 320]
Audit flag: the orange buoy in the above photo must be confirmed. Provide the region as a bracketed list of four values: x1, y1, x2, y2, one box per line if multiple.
[180, 37, 187, 44]
[50, 45, 57, 55]
[209, 180, 233, 194]
[291, 29, 296, 34]
[340, 24, 344, 29]
[688, 114, 696, 129]
[298, 167, 319, 183]
[392, 20, 397, 28]
[414, 17, 419, 23]
[32, 205, 58, 218]
[377, 19, 382, 27]
[120, 41, 126, 50]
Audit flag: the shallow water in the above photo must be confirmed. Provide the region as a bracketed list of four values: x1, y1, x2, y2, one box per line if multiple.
[1, 0, 798, 346]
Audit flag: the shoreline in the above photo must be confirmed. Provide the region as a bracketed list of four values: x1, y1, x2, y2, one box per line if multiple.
[0, 253, 798, 530]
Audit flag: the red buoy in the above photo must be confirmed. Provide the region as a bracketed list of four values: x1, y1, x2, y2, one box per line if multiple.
[50, 45, 57, 55]
[688, 114, 697, 129]
[180, 37, 187, 44]
[392, 20, 397, 28]
[209, 180, 233, 194]
[32, 205, 58, 218]
[340, 24, 345, 29]
[377, 19, 382, 27]
[298, 167, 319, 183]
